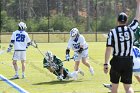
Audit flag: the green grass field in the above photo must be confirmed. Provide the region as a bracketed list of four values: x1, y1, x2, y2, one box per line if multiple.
[0, 42, 139, 93]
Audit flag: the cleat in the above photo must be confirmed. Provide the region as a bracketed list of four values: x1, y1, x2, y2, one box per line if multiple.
[65, 76, 70, 80]
[57, 76, 63, 81]
[103, 83, 112, 90]
[22, 75, 25, 79]
[78, 68, 84, 76]
[73, 72, 78, 80]
[89, 67, 94, 75]
[12, 75, 19, 79]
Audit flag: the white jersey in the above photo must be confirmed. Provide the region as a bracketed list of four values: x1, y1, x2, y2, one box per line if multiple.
[67, 35, 88, 51]
[133, 46, 140, 69]
[11, 30, 31, 50]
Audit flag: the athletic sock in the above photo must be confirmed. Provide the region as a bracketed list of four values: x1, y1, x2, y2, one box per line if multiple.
[15, 71, 18, 76]
[22, 72, 24, 76]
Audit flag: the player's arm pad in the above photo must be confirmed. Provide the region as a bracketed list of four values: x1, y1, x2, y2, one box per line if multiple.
[78, 47, 83, 53]
[26, 42, 32, 48]
[66, 49, 70, 55]
[10, 40, 15, 44]
[9, 40, 15, 48]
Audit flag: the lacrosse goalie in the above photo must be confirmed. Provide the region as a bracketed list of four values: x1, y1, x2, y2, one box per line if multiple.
[43, 51, 84, 81]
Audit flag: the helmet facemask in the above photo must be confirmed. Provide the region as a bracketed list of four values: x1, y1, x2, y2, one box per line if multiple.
[70, 28, 79, 40]
[18, 22, 27, 30]
[45, 51, 53, 62]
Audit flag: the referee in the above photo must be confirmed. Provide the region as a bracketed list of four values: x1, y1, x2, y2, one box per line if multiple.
[104, 0, 140, 93]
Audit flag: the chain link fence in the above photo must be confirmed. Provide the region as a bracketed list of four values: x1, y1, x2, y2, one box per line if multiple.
[0, 32, 107, 43]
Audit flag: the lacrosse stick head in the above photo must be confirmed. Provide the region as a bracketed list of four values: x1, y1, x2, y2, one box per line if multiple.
[31, 40, 38, 48]
[45, 51, 54, 62]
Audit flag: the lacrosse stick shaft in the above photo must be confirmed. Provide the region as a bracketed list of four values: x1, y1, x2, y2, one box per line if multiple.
[37, 48, 46, 58]
[62, 57, 73, 62]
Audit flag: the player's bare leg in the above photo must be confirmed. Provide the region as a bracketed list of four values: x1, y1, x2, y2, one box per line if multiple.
[74, 61, 80, 71]
[72, 61, 80, 80]
[123, 84, 134, 93]
[111, 83, 119, 93]
[21, 60, 26, 78]
[82, 57, 94, 75]
[13, 60, 19, 79]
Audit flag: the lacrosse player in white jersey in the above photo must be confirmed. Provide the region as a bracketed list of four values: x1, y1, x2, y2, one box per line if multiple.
[65, 28, 94, 78]
[7, 22, 31, 79]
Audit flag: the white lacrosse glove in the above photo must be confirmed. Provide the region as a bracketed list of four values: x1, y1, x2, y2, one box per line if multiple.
[73, 53, 78, 60]
[65, 54, 70, 61]
[57, 74, 64, 81]
[7, 47, 12, 52]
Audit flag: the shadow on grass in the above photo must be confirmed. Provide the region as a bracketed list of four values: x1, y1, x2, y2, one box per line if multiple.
[0, 77, 19, 81]
[134, 91, 140, 92]
[33, 80, 83, 85]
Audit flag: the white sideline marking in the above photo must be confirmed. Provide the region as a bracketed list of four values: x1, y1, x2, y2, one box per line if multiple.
[0, 74, 29, 93]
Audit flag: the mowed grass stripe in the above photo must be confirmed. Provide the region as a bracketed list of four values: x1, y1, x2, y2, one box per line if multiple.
[0, 42, 139, 93]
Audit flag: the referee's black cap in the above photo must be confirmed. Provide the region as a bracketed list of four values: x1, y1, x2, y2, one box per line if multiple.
[117, 12, 128, 22]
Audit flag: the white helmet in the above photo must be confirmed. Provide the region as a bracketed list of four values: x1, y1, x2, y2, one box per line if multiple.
[70, 28, 79, 37]
[45, 51, 53, 62]
[18, 22, 27, 30]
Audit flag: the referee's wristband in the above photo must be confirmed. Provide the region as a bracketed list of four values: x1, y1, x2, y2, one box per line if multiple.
[104, 63, 108, 66]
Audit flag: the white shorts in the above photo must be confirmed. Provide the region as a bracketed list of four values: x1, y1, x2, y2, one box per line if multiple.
[74, 49, 88, 61]
[13, 51, 26, 61]
[133, 68, 140, 76]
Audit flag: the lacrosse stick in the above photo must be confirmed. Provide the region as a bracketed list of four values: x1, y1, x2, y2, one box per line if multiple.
[31, 40, 60, 78]
[0, 47, 6, 55]
[0, 47, 13, 55]
[31, 40, 46, 58]
[62, 57, 74, 62]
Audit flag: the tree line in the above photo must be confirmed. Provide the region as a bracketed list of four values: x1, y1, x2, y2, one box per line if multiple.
[1, 0, 136, 32]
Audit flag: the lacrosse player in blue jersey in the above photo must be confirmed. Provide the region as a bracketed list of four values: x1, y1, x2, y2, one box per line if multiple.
[7, 22, 31, 79]
[65, 28, 94, 78]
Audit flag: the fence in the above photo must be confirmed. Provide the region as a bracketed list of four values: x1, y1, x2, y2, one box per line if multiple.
[0, 32, 107, 43]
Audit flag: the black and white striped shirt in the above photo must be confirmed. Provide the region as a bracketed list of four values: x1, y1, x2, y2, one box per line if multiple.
[106, 20, 139, 56]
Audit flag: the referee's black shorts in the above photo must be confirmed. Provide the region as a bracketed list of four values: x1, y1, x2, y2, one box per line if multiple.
[110, 56, 133, 84]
